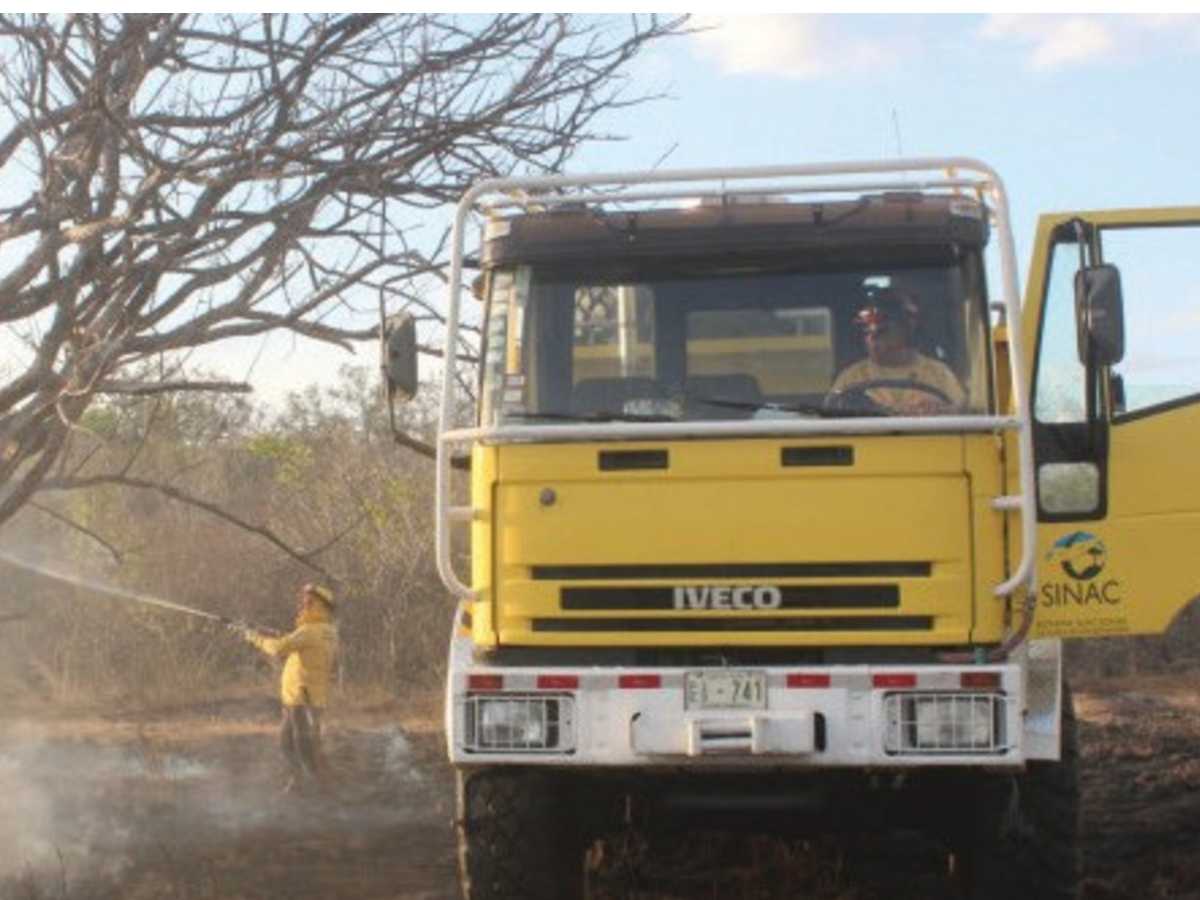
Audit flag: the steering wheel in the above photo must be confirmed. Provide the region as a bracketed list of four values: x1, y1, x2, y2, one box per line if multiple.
[825, 379, 953, 414]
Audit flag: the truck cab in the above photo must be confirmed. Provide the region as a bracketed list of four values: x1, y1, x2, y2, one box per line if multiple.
[382, 158, 1200, 900]
[468, 191, 1006, 656]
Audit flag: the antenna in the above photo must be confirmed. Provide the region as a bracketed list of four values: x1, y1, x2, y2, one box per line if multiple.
[891, 108, 904, 159]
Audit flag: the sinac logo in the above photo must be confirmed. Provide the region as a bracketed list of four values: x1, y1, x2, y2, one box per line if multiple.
[1046, 531, 1107, 581]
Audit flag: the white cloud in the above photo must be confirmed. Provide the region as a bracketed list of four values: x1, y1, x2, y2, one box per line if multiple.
[689, 16, 899, 80]
[980, 15, 1114, 69]
[980, 14, 1200, 71]
[691, 14, 1200, 80]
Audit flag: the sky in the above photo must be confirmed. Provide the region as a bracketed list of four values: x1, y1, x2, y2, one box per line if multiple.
[587, 14, 1198, 236]
[596, 13, 1200, 417]
[5, 13, 1200, 409]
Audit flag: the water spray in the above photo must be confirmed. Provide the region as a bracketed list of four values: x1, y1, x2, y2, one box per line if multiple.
[0, 549, 239, 627]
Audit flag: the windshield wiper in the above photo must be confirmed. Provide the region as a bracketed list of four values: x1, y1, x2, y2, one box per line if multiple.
[505, 409, 679, 424]
[687, 396, 888, 419]
[506, 399, 890, 425]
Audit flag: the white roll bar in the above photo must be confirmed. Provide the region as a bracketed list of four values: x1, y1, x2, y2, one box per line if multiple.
[434, 158, 1037, 606]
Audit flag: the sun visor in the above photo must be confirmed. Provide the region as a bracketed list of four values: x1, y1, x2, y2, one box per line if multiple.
[481, 194, 990, 267]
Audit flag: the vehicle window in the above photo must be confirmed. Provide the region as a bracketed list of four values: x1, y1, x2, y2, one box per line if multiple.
[1101, 225, 1200, 417]
[479, 269, 512, 426]
[1034, 241, 1087, 424]
[686, 307, 833, 398]
[481, 260, 989, 425]
[573, 285, 656, 383]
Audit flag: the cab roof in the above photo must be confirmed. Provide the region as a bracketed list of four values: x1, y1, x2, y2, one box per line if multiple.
[481, 192, 989, 268]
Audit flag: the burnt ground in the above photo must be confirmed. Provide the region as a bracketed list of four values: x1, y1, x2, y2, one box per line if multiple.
[0, 697, 459, 900]
[1074, 680, 1200, 900]
[1, 676, 1198, 900]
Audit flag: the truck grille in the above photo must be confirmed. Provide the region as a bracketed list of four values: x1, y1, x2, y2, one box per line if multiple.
[533, 562, 932, 580]
[520, 563, 941, 640]
[561, 585, 900, 610]
[532, 616, 932, 633]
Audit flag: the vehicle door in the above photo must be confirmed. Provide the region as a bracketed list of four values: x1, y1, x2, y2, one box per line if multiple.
[1022, 207, 1200, 638]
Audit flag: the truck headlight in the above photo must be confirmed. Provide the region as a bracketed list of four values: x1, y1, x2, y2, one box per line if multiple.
[463, 695, 574, 752]
[884, 693, 1005, 755]
[481, 699, 547, 746]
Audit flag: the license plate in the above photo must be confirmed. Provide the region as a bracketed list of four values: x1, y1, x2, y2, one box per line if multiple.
[685, 670, 767, 710]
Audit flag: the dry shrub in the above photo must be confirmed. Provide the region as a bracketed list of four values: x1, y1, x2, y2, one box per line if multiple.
[0, 368, 453, 710]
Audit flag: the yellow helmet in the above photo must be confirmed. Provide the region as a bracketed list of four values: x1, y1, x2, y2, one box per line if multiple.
[303, 583, 335, 608]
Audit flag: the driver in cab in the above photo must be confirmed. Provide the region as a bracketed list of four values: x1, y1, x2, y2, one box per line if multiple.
[826, 290, 966, 415]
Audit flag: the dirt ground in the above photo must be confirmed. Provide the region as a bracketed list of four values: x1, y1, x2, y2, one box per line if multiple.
[1073, 675, 1200, 900]
[0, 696, 459, 900]
[1, 675, 1198, 900]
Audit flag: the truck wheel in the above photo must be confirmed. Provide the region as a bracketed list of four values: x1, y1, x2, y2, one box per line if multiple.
[963, 682, 1081, 900]
[456, 768, 585, 900]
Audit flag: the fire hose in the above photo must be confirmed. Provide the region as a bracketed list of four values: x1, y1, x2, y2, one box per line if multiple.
[0, 549, 279, 635]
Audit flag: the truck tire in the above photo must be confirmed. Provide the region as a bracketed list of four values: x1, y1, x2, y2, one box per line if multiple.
[963, 682, 1081, 900]
[456, 768, 585, 900]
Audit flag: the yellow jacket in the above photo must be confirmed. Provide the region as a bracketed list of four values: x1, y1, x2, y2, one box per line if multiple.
[249, 608, 338, 708]
[830, 352, 966, 414]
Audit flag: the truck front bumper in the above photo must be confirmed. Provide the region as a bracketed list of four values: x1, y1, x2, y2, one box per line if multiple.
[446, 662, 1038, 769]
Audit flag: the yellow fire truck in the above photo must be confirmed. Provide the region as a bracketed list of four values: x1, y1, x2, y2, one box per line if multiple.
[382, 158, 1200, 900]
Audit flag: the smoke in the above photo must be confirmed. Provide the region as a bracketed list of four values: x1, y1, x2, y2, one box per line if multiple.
[0, 722, 140, 884]
[0, 716, 431, 896]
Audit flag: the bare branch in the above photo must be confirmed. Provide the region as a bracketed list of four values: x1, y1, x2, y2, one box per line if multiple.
[96, 379, 253, 396]
[31, 500, 124, 563]
[303, 509, 369, 560]
[40, 473, 336, 580]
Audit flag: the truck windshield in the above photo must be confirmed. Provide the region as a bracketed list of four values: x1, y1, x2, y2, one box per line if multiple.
[480, 258, 991, 427]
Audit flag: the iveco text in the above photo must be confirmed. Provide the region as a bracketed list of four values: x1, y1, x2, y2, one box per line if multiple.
[672, 586, 783, 610]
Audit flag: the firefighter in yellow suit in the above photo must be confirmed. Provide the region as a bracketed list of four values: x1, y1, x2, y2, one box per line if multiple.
[233, 583, 339, 791]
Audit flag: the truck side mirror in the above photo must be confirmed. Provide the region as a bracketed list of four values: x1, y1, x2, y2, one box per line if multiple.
[1074, 264, 1125, 366]
[381, 312, 419, 403]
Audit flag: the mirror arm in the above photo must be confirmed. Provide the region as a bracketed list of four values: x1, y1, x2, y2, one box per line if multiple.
[385, 385, 402, 443]
[1108, 371, 1127, 415]
[1072, 219, 1090, 268]
[1083, 347, 1112, 465]
[1085, 345, 1097, 429]
[1070, 218, 1103, 267]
